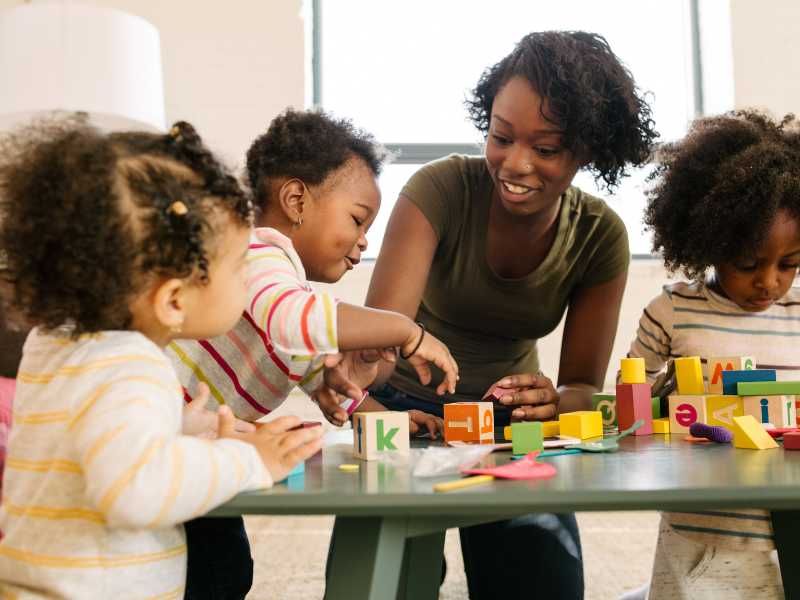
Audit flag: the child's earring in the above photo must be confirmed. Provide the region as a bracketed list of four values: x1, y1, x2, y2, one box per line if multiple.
[293, 216, 303, 229]
[170, 318, 184, 335]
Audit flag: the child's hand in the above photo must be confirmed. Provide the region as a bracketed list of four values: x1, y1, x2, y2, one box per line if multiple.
[408, 410, 444, 439]
[182, 383, 256, 438]
[401, 327, 459, 396]
[218, 407, 323, 482]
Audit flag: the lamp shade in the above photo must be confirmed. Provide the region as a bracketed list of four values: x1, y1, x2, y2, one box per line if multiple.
[0, 1, 165, 132]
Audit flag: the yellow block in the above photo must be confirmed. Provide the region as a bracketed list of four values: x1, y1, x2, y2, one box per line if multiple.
[559, 411, 603, 440]
[620, 358, 646, 384]
[652, 417, 670, 434]
[542, 421, 560, 437]
[503, 425, 512, 441]
[732, 415, 779, 450]
[705, 395, 744, 430]
[675, 357, 705, 395]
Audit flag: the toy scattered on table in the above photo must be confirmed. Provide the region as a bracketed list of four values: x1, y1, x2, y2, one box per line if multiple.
[765, 427, 800, 439]
[511, 421, 543, 455]
[707, 356, 755, 394]
[559, 411, 603, 440]
[433, 474, 495, 493]
[653, 417, 670, 434]
[352, 411, 410, 461]
[503, 420, 559, 441]
[443, 402, 494, 445]
[782, 432, 800, 450]
[462, 451, 557, 480]
[338, 463, 359, 472]
[567, 420, 643, 452]
[684, 435, 712, 443]
[689, 422, 733, 443]
[731, 415, 779, 450]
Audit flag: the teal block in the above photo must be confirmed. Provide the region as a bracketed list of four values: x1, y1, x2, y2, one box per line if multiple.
[511, 422, 543, 455]
[737, 381, 800, 396]
[280, 460, 305, 482]
[592, 394, 617, 427]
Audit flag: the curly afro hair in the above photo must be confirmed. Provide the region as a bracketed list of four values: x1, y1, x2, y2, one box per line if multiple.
[645, 110, 800, 280]
[0, 115, 252, 336]
[246, 109, 388, 210]
[465, 30, 658, 190]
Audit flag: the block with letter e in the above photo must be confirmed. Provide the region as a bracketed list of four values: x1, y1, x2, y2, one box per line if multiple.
[706, 356, 755, 394]
[616, 383, 653, 435]
[443, 402, 494, 445]
[352, 411, 410, 461]
[668, 395, 706, 434]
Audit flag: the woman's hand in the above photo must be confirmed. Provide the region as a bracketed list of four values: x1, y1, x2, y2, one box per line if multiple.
[408, 410, 444, 439]
[401, 326, 459, 395]
[485, 373, 559, 421]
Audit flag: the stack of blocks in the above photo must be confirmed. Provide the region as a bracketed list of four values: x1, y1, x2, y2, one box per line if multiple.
[615, 357, 653, 435]
[443, 402, 495, 445]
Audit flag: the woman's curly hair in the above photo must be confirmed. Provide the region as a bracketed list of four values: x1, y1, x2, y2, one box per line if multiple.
[465, 30, 658, 190]
[645, 110, 800, 280]
[0, 115, 252, 336]
[246, 109, 388, 210]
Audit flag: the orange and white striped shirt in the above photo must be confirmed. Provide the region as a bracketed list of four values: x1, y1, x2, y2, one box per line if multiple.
[0, 329, 270, 599]
[167, 227, 339, 421]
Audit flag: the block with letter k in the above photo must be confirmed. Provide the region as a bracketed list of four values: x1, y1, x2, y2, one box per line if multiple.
[352, 411, 410, 460]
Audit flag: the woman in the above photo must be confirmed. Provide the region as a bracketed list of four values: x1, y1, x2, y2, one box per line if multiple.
[363, 31, 657, 598]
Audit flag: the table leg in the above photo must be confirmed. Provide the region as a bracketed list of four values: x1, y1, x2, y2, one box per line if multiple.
[770, 510, 800, 598]
[395, 531, 446, 600]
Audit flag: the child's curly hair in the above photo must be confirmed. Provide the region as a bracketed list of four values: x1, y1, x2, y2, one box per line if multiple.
[245, 109, 388, 210]
[645, 110, 800, 280]
[466, 30, 658, 190]
[0, 115, 252, 336]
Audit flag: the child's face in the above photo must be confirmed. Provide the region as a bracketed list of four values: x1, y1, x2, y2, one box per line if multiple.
[293, 159, 380, 283]
[714, 209, 800, 312]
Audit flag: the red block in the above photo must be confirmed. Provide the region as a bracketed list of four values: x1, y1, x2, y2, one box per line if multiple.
[616, 383, 653, 435]
[783, 432, 800, 450]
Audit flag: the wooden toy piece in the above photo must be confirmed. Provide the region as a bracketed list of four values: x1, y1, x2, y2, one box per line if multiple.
[731, 415, 779, 450]
[542, 421, 560, 437]
[591, 393, 617, 427]
[783, 432, 800, 450]
[675, 357, 705, 395]
[651, 397, 661, 419]
[742, 395, 797, 428]
[511, 422, 543, 455]
[796, 398, 800, 426]
[353, 411, 411, 461]
[652, 417, 670, 434]
[706, 356, 756, 394]
[668, 395, 707, 435]
[616, 383, 653, 435]
[620, 357, 646, 384]
[738, 381, 800, 396]
[503, 425, 512, 441]
[443, 402, 494, 445]
[765, 427, 800, 439]
[721, 369, 776, 395]
[559, 411, 603, 440]
[704, 395, 744, 431]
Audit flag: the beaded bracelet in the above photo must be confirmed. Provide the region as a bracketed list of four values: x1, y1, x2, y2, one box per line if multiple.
[400, 322, 426, 359]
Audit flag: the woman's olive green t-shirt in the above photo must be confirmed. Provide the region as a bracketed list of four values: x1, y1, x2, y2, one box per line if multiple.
[388, 154, 630, 405]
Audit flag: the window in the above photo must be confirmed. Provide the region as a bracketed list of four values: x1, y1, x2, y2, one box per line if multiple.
[311, 0, 733, 257]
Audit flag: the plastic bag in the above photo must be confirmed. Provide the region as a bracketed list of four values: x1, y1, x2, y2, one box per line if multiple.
[411, 445, 494, 478]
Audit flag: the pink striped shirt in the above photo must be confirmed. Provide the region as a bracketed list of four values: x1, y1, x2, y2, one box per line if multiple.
[167, 228, 339, 421]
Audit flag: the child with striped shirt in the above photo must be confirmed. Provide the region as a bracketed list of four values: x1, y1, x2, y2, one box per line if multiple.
[0, 117, 322, 599]
[622, 111, 800, 599]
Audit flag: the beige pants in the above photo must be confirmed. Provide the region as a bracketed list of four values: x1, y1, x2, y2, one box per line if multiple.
[648, 517, 783, 600]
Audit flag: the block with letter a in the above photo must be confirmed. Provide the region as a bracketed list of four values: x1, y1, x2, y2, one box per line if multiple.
[668, 395, 706, 434]
[742, 395, 797, 428]
[352, 411, 410, 461]
[705, 395, 744, 431]
[444, 402, 494, 444]
[706, 356, 756, 394]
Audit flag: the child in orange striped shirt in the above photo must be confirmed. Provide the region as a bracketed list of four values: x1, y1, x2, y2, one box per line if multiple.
[0, 117, 322, 600]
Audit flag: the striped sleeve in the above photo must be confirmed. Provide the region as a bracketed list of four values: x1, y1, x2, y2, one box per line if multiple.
[628, 288, 674, 384]
[247, 229, 338, 357]
[73, 359, 271, 529]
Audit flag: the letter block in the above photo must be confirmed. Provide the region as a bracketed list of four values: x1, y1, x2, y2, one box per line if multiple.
[620, 358, 646, 384]
[732, 415, 779, 450]
[742, 395, 797, 428]
[511, 422, 543, 455]
[706, 356, 756, 394]
[675, 357, 705, 395]
[653, 417, 670, 434]
[616, 383, 653, 435]
[721, 369, 776, 395]
[668, 395, 706, 434]
[705, 395, 744, 431]
[444, 402, 494, 445]
[353, 411, 410, 461]
[559, 411, 603, 440]
[591, 393, 617, 427]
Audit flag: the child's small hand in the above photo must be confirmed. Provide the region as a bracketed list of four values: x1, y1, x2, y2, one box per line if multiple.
[182, 383, 256, 438]
[401, 327, 459, 396]
[218, 407, 323, 482]
[408, 410, 444, 439]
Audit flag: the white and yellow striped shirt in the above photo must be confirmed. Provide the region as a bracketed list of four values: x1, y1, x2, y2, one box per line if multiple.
[0, 329, 270, 599]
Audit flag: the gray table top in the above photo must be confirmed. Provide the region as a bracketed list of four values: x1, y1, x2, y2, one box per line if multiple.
[209, 432, 800, 518]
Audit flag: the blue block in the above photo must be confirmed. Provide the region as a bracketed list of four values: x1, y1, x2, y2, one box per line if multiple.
[279, 460, 305, 482]
[721, 369, 776, 395]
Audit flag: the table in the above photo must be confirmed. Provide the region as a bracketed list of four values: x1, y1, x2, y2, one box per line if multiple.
[210, 432, 800, 599]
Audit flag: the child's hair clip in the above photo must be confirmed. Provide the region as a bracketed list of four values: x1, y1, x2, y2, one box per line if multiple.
[169, 200, 188, 216]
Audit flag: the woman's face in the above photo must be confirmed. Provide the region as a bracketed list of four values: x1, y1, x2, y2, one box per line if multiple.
[485, 76, 584, 218]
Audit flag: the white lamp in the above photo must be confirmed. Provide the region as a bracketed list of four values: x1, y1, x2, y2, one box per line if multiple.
[0, 0, 165, 132]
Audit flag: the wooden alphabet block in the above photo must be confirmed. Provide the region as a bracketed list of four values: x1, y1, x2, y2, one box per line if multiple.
[782, 431, 800, 450]
[653, 417, 670, 434]
[721, 369, 776, 395]
[796, 398, 800, 426]
[559, 411, 603, 440]
[737, 381, 800, 396]
[675, 357, 705, 395]
[742, 395, 797, 428]
[542, 421, 560, 437]
[353, 411, 410, 461]
[668, 395, 707, 435]
[651, 397, 662, 419]
[620, 357, 646, 384]
[706, 356, 756, 394]
[443, 402, 494, 444]
[732, 415, 779, 450]
[705, 395, 744, 431]
[591, 393, 617, 427]
[616, 383, 653, 435]
[511, 422, 543, 455]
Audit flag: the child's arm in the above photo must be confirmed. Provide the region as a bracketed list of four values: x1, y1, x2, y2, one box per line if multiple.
[354, 394, 444, 438]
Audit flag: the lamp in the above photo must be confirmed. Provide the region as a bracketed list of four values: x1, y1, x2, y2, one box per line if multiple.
[0, 0, 165, 132]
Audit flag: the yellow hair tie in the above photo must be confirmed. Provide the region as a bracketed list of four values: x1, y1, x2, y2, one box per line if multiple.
[169, 201, 188, 215]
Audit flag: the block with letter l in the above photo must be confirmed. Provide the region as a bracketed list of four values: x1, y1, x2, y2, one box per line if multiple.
[352, 411, 410, 461]
[444, 402, 494, 444]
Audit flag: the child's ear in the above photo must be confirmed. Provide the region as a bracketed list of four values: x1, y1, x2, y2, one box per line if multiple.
[278, 179, 306, 226]
[151, 278, 187, 332]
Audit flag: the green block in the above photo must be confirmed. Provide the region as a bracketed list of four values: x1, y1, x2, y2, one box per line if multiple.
[737, 381, 800, 396]
[591, 393, 617, 427]
[651, 396, 661, 419]
[511, 422, 543, 455]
